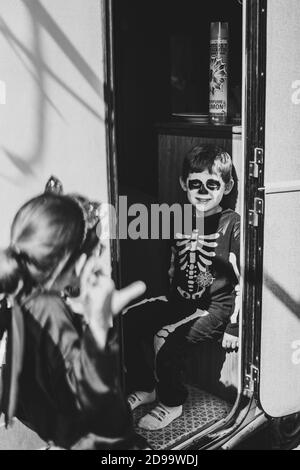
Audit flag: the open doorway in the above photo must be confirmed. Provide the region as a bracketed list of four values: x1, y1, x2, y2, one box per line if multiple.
[110, 0, 244, 449]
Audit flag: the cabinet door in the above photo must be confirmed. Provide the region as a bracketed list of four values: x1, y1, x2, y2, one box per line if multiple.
[259, 0, 300, 417]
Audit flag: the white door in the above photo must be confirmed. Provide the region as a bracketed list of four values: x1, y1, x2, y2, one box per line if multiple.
[259, 0, 300, 418]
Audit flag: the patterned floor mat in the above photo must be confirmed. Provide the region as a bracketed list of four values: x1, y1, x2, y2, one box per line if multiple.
[133, 386, 231, 449]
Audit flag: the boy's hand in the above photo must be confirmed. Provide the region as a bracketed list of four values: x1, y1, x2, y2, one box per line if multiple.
[222, 332, 239, 351]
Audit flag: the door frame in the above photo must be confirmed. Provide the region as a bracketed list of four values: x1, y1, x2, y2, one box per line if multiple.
[241, 0, 267, 400]
[102, 0, 268, 449]
[102, 0, 121, 285]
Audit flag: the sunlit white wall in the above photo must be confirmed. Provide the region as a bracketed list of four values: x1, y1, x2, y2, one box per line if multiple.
[0, 0, 110, 272]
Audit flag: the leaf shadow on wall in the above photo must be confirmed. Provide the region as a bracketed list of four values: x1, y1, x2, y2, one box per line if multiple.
[0, 0, 104, 182]
[263, 273, 300, 321]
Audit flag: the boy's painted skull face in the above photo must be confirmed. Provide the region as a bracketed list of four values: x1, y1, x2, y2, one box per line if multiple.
[182, 170, 231, 216]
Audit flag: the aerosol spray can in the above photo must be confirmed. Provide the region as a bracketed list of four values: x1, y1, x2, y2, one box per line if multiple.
[209, 22, 228, 125]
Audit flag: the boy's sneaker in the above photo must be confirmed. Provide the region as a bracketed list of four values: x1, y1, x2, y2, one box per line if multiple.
[127, 390, 156, 411]
[138, 403, 183, 430]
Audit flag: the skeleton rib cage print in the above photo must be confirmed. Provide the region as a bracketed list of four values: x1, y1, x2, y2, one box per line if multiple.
[176, 230, 220, 297]
[170, 209, 240, 308]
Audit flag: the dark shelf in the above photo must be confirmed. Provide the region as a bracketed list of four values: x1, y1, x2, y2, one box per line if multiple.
[156, 121, 241, 137]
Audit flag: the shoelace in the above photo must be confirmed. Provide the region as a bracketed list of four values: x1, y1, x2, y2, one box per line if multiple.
[148, 404, 170, 422]
[128, 393, 141, 405]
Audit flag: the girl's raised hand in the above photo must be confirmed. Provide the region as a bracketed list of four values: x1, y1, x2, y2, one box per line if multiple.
[80, 256, 146, 347]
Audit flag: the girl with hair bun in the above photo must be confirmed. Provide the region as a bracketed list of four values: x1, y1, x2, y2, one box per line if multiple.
[0, 191, 146, 450]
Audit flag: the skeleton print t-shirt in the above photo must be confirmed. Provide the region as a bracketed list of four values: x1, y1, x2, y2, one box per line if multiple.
[170, 208, 240, 322]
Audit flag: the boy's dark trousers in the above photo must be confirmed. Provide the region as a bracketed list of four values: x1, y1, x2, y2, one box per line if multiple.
[123, 295, 227, 407]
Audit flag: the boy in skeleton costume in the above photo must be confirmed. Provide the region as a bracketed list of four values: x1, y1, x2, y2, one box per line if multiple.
[124, 145, 240, 430]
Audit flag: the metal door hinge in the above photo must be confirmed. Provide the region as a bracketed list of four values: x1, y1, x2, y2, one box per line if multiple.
[249, 197, 264, 227]
[245, 364, 259, 395]
[249, 148, 264, 178]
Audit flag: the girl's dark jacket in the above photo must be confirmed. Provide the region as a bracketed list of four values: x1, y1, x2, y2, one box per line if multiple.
[0, 292, 145, 450]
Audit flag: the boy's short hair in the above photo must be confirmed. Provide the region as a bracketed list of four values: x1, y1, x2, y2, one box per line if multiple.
[181, 145, 233, 184]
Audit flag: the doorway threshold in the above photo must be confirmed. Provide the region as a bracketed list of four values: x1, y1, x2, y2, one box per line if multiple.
[133, 385, 231, 450]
